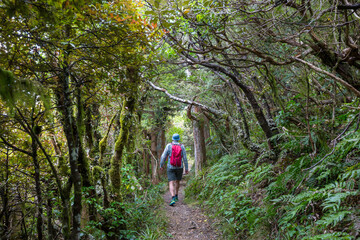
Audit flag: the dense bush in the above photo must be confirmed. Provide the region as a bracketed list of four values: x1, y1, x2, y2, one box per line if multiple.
[84, 170, 168, 240]
[185, 132, 360, 239]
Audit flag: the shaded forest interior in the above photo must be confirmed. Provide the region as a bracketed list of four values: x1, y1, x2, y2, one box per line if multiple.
[1, 0, 360, 239]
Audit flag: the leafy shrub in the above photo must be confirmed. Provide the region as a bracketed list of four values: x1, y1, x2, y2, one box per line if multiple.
[83, 182, 167, 239]
[185, 131, 360, 239]
[186, 153, 272, 239]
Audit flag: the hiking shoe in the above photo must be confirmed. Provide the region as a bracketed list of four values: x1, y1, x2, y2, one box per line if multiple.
[174, 196, 179, 202]
[169, 199, 176, 206]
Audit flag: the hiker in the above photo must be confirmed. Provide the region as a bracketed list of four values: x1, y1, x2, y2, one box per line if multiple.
[160, 133, 189, 206]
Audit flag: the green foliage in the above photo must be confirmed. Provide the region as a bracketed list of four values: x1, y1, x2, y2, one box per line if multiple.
[302, 232, 353, 240]
[92, 166, 105, 182]
[0, 68, 50, 110]
[186, 153, 271, 239]
[84, 182, 167, 239]
[0, 68, 14, 102]
[316, 210, 352, 228]
[139, 226, 161, 240]
[166, 126, 184, 142]
[186, 130, 360, 239]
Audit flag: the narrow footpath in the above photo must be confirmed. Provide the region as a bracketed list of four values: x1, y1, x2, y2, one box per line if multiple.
[162, 179, 220, 240]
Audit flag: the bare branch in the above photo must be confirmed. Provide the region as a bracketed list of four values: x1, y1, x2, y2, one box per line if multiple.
[293, 57, 360, 97]
[338, 3, 360, 10]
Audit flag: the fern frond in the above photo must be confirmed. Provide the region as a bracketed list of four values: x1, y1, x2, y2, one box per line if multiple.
[302, 231, 353, 240]
[316, 211, 351, 228]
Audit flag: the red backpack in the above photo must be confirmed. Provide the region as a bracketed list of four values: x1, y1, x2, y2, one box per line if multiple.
[170, 143, 182, 167]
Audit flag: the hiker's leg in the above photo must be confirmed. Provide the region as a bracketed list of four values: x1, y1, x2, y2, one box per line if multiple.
[175, 180, 180, 195]
[169, 181, 176, 197]
[167, 169, 176, 197]
[174, 168, 183, 196]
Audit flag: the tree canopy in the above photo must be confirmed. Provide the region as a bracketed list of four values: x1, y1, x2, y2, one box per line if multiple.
[1, 0, 360, 239]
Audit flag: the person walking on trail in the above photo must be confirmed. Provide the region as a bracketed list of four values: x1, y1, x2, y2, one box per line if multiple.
[160, 133, 189, 206]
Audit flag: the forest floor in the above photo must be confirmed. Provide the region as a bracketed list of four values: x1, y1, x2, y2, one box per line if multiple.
[161, 178, 221, 240]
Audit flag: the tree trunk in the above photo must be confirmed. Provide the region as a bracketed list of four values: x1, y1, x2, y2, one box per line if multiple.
[84, 106, 94, 157]
[308, 34, 360, 90]
[157, 128, 166, 177]
[46, 190, 55, 240]
[59, 184, 71, 240]
[192, 107, 206, 176]
[20, 208, 28, 240]
[110, 66, 140, 195]
[142, 149, 150, 176]
[31, 134, 43, 240]
[125, 127, 136, 166]
[55, 71, 82, 240]
[142, 131, 150, 176]
[92, 103, 102, 152]
[150, 130, 159, 184]
[75, 86, 96, 223]
[105, 68, 140, 237]
[203, 116, 210, 143]
[1, 148, 10, 240]
[48, 132, 71, 239]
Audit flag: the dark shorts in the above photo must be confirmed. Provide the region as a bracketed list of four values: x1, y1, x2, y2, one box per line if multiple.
[167, 168, 183, 181]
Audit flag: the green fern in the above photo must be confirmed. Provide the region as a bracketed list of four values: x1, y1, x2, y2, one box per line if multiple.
[139, 226, 161, 240]
[302, 232, 353, 240]
[322, 192, 356, 212]
[316, 211, 352, 228]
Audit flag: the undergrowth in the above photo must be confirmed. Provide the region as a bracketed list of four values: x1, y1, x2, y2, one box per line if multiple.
[83, 180, 168, 239]
[185, 131, 360, 239]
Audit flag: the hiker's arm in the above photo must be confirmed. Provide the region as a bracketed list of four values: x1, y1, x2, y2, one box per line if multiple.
[160, 144, 170, 169]
[181, 145, 189, 172]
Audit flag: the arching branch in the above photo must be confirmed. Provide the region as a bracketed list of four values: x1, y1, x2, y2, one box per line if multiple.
[293, 57, 360, 97]
[147, 81, 263, 154]
[338, 3, 360, 10]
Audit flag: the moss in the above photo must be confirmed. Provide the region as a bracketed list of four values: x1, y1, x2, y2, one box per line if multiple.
[109, 159, 121, 194]
[98, 136, 107, 165]
[99, 137, 107, 154]
[79, 151, 92, 186]
[99, 113, 117, 165]
[92, 166, 104, 181]
[110, 102, 131, 193]
[109, 66, 140, 194]
[58, 156, 70, 176]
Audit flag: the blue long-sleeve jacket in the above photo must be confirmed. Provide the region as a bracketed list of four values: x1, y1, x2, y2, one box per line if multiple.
[160, 141, 189, 171]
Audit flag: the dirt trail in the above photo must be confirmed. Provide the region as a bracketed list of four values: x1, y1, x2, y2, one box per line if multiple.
[162, 179, 220, 240]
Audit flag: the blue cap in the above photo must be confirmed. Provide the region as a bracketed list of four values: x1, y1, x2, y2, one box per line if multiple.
[172, 133, 180, 141]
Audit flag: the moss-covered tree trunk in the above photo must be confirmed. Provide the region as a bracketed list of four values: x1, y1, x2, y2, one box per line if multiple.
[110, 66, 140, 194]
[59, 189, 71, 240]
[54, 69, 82, 240]
[75, 85, 96, 223]
[84, 106, 94, 156]
[92, 103, 103, 151]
